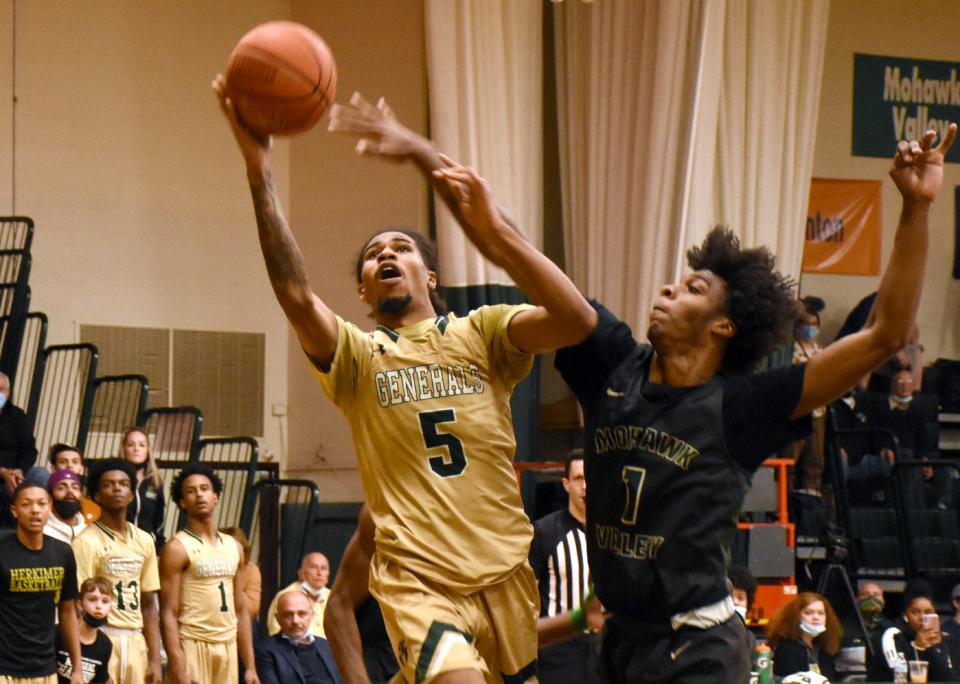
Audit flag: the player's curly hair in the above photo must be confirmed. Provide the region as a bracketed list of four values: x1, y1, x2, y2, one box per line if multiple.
[86, 458, 137, 498]
[170, 463, 223, 506]
[687, 227, 798, 374]
[354, 228, 449, 316]
[766, 592, 842, 655]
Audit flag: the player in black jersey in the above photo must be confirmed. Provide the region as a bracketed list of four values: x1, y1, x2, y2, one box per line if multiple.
[555, 124, 956, 683]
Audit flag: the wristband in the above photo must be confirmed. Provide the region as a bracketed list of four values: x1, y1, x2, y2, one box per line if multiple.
[570, 606, 588, 633]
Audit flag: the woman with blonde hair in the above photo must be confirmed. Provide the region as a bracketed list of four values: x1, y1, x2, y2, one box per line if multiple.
[767, 591, 842, 679]
[120, 426, 166, 552]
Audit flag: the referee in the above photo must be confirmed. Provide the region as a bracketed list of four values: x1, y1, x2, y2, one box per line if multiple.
[529, 449, 600, 683]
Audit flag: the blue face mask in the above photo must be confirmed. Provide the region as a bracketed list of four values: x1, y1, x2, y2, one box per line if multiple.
[0, 394, 7, 410]
[797, 324, 819, 341]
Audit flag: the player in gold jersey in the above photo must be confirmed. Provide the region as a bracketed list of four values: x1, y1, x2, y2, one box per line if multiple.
[159, 464, 259, 684]
[215, 80, 596, 683]
[72, 459, 162, 683]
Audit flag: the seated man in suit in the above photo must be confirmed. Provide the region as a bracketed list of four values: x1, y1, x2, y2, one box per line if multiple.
[257, 590, 344, 684]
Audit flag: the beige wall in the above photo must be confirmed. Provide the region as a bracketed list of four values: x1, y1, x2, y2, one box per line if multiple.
[804, 0, 960, 361]
[1, 1, 292, 462]
[285, 1, 428, 499]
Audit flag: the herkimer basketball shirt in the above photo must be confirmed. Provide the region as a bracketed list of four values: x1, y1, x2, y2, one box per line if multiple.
[72, 521, 160, 630]
[313, 304, 534, 591]
[173, 529, 240, 642]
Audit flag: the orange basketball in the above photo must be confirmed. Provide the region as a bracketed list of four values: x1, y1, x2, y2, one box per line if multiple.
[225, 21, 337, 137]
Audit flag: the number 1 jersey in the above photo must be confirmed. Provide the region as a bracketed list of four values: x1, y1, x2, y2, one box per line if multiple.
[313, 305, 534, 592]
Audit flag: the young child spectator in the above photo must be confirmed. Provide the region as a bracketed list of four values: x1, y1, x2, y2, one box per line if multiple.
[56, 577, 114, 684]
[119, 427, 166, 552]
[767, 592, 841, 680]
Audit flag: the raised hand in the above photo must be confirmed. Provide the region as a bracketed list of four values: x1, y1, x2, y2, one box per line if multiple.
[431, 154, 504, 238]
[328, 91, 421, 161]
[212, 74, 272, 173]
[889, 123, 956, 204]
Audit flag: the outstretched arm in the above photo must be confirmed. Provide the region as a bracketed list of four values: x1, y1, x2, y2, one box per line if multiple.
[329, 93, 596, 353]
[213, 75, 339, 369]
[324, 506, 377, 684]
[792, 124, 956, 419]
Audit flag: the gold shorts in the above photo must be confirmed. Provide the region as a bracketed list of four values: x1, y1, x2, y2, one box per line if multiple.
[181, 638, 237, 684]
[103, 627, 149, 684]
[370, 554, 539, 684]
[0, 676, 56, 684]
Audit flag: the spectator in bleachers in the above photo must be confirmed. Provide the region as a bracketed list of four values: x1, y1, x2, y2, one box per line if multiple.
[867, 582, 960, 680]
[836, 581, 894, 678]
[0, 481, 84, 683]
[830, 390, 894, 507]
[791, 296, 827, 498]
[256, 591, 343, 684]
[943, 584, 960, 671]
[866, 368, 934, 462]
[223, 526, 263, 621]
[0, 370, 39, 526]
[267, 552, 331, 638]
[920, 458, 954, 510]
[49, 443, 100, 524]
[767, 592, 841, 680]
[728, 565, 758, 652]
[44, 468, 87, 543]
[119, 426, 166, 552]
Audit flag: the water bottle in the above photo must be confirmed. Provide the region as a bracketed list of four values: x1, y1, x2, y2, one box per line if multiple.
[753, 641, 773, 684]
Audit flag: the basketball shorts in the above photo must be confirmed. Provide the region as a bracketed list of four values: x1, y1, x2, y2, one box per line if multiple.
[0, 676, 56, 684]
[370, 554, 539, 684]
[181, 638, 238, 684]
[102, 626, 149, 684]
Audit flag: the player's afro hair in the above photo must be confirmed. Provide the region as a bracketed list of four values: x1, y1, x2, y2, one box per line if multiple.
[354, 228, 449, 316]
[170, 463, 223, 506]
[86, 458, 137, 498]
[687, 227, 798, 374]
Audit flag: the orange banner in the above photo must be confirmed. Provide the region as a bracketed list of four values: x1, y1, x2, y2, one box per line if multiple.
[802, 178, 882, 275]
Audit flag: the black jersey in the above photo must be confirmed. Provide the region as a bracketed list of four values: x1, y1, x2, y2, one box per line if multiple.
[556, 303, 808, 626]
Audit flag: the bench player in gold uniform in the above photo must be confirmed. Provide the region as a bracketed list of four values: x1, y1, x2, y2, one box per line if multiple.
[214, 80, 596, 684]
[72, 459, 162, 683]
[159, 464, 259, 684]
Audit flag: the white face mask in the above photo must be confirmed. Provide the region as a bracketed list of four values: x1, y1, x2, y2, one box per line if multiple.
[800, 620, 827, 636]
[301, 581, 322, 598]
[891, 393, 913, 404]
[734, 605, 748, 620]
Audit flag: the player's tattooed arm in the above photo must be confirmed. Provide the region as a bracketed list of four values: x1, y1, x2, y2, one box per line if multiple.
[214, 73, 338, 368]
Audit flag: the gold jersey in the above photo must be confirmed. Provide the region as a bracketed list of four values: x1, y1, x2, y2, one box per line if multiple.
[312, 305, 534, 591]
[173, 529, 240, 643]
[72, 521, 160, 630]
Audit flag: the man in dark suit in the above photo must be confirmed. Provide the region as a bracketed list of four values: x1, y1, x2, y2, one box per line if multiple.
[256, 590, 344, 684]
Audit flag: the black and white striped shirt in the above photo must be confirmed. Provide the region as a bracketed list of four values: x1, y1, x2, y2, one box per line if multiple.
[530, 508, 590, 617]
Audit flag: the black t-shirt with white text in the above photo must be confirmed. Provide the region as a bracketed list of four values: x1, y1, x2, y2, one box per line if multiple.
[0, 533, 79, 676]
[555, 302, 809, 626]
[56, 627, 112, 683]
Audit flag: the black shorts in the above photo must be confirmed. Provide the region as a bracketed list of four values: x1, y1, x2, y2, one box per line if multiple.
[600, 615, 751, 684]
[539, 633, 603, 684]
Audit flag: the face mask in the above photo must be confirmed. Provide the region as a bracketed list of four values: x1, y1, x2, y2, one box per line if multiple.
[83, 613, 108, 628]
[797, 325, 819, 341]
[53, 499, 81, 520]
[282, 629, 313, 646]
[301, 581, 322, 598]
[734, 605, 748, 620]
[891, 393, 913, 404]
[859, 596, 883, 615]
[800, 621, 827, 636]
[0, 394, 7, 410]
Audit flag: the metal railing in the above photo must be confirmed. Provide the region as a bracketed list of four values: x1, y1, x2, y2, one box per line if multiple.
[0, 216, 34, 252]
[28, 343, 98, 461]
[143, 406, 203, 541]
[9, 312, 45, 410]
[83, 375, 149, 458]
[196, 437, 260, 530]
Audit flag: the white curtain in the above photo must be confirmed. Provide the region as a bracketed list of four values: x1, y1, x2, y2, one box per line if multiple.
[424, 0, 543, 288]
[555, 0, 829, 334]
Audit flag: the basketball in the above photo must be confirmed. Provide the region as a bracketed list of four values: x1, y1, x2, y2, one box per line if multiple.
[225, 21, 337, 137]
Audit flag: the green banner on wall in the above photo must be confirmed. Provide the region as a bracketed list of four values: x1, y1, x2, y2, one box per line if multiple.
[853, 53, 960, 163]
